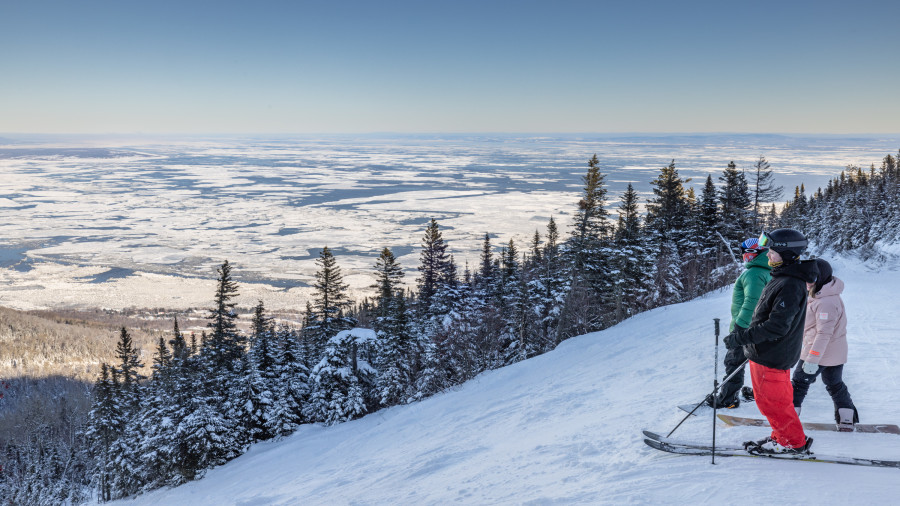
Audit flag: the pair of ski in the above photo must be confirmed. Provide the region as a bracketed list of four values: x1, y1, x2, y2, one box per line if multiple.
[679, 406, 900, 435]
[642, 430, 900, 468]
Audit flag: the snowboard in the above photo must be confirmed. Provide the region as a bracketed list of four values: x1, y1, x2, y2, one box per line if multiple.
[642, 430, 900, 469]
[717, 413, 900, 435]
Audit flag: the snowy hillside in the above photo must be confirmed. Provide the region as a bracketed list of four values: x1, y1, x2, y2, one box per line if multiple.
[118, 257, 900, 505]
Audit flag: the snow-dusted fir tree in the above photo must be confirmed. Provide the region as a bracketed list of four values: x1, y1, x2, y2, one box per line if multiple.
[697, 175, 721, 257]
[561, 154, 614, 338]
[416, 218, 453, 313]
[250, 300, 276, 376]
[476, 232, 497, 296]
[306, 247, 356, 360]
[84, 363, 120, 502]
[266, 324, 306, 435]
[108, 327, 146, 498]
[748, 156, 783, 231]
[609, 183, 651, 322]
[305, 329, 377, 425]
[171, 264, 246, 483]
[529, 216, 567, 348]
[644, 160, 691, 306]
[498, 239, 524, 364]
[135, 336, 175, 490]
[173, 388, 238, 481]
[225, 352, 271, 445]
[248, 301, 298, 439]
[567, 154, 613, 282]
[206, 260, 243, 372]
[372, 248, 414, 407]
[718, 161, 753, 243]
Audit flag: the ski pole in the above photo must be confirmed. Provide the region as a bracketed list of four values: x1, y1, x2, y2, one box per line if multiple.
[666, 358, 749, 438]
[712, 318, 720, 464]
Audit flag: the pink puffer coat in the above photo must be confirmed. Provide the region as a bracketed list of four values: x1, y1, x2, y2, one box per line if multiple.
[800, 276, 848, 366]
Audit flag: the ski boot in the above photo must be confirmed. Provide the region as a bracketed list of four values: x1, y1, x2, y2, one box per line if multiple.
[705, 394, 739, 409]
[746, 436, 814, 456]
[837, 407, 858, 432]
[741, 386, 754, 402]
[743, 436, 773, 452]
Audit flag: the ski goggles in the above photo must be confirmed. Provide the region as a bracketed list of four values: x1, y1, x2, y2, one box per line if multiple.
[742, 249, 762, 263]
[758, 230, 807, 250]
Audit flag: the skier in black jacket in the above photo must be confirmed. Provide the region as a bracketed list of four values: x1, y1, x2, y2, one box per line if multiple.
[724, 228, 818, 455]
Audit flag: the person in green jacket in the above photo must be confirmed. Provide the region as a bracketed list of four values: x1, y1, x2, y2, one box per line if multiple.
[708, 237, 772, 408]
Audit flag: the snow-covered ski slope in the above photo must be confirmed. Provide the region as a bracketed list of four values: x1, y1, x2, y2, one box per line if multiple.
[119, 257, 900, 505]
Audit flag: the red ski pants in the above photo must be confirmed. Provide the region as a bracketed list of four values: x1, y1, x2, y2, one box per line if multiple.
[750, 361, 807, 448]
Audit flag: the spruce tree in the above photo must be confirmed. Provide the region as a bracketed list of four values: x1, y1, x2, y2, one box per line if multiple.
[108, 327, 145, 497]
[305, 329, 376, 425]
[272, 324, 308, 433]
[371, 248, 413, 407]
[417, 218, 451, 311]
[610, 183, 651, 321]
[749, 156, 783, 231]
[646, 160, 690, 242]
[308, 246, 355, 359]
[85, 363, 119, 502]
[718, 161, 753, 243]
[560, 154, 614, 337]
[644, 160, 691, 306]
[568, 154, 612, 274]
[373, 247, 404, 316]
[250, 300, 276, 375]
[477, 232, 495, 292]
[206, 260, 242, 371]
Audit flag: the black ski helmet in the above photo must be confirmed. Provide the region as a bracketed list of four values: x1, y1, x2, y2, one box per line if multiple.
[760, 228, 808, 262]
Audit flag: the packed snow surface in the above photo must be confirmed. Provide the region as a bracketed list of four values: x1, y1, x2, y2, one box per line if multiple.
[116, 257, 900, 505]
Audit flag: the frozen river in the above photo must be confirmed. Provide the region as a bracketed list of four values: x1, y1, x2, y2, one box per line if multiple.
[1, 133, 897, 311]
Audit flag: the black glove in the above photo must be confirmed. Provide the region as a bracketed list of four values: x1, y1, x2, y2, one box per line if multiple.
[724, 324, 747, 349]
[723, 331, 740, 349]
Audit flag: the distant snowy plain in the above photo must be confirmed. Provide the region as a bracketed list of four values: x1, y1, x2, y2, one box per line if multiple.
[112, 256, 900, 505]
[2, 134, 898, 312]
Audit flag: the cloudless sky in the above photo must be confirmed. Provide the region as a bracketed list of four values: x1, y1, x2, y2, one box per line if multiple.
[2, 0, 898, 134]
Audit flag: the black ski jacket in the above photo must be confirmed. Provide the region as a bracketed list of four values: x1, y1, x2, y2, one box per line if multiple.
[728, 259, 819, 370]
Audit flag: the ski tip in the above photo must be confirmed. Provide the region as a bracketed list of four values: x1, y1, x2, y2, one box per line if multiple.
[642, 430, 663, 441]
[717, 413, 738, 425]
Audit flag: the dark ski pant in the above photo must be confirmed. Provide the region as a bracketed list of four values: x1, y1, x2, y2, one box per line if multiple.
[792, 361, 858, 421]
[750, 361, 807, 448]
[717, 346, 745, 404]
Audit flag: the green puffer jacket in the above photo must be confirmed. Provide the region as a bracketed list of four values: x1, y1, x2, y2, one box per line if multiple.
[729, 252, 772, 332]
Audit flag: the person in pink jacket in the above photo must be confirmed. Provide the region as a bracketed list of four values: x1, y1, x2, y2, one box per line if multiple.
[791, 258, 859, 431]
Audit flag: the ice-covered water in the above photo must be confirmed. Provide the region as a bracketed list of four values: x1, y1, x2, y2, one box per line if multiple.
[1, 133, 898, 311]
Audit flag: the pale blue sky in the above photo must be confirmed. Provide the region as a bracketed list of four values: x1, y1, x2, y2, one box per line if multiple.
[2, 0, 898, 134]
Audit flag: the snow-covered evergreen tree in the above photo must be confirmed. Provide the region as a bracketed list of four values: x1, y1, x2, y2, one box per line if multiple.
[417, 218, 453, 313]
[306, 247, 356, 360]
[748, 156, 783, 231]
[372, 248, 414, 407]
[305, 329, 377, 425]
[644, 160, 691, 306]
[560, 154, 614, 338]
[718, 161, 753, 243]
[108, 327, 146, 498]
[270, 324, 308, 435]
[84, 363, 120, 502]
[206, 260, 243, 372]
[609, 183, 651, 321]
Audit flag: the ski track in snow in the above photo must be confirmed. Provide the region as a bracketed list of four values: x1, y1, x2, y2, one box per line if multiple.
[113, 259, 900, 505]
